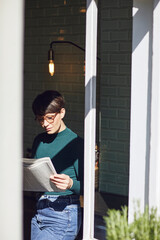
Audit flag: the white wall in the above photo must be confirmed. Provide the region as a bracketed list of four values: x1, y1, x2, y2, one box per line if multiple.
[149, 0, 160, 213]
[129, 0, 160, 221]
[128, 0, 153, 221]
[0, 0, 24, 239]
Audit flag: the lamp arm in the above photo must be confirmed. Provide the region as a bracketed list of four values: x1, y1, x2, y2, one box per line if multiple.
[49, 40, 85, 53]
[49, 40, 101, 61]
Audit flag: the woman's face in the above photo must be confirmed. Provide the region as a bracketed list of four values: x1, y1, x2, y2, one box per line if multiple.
[37, 108, 66, 134]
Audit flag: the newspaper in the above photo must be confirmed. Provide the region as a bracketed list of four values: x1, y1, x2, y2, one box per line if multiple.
[23, 157, 61, 192]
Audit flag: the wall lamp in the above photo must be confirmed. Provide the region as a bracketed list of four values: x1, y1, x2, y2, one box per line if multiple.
[48, 40, 100, 76]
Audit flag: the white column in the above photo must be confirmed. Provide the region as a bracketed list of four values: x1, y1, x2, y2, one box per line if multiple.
[128, 0, 153, 222]
[149, 0, 160, 213]
[83, 0, 98, 239]
[0, 0, 24, 239]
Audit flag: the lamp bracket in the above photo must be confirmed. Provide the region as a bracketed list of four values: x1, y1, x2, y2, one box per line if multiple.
[49, 40, 85, 53]
[49, 40, 101, 61]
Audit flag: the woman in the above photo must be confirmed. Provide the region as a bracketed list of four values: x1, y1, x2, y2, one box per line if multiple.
[30, 90, 84, 240]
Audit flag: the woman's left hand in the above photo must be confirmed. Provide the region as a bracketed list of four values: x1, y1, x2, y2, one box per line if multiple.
[50, 174, 73, 190]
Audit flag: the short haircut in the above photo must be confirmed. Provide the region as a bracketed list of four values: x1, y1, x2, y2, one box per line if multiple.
[32, 90, 65, 116]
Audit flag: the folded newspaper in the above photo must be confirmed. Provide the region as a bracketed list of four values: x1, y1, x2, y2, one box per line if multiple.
[23, 157, 61, 192]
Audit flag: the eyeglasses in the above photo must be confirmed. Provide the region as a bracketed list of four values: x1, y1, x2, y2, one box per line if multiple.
[36, 113, 58, 124]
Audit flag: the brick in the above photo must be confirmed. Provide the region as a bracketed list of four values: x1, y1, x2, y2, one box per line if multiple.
[101, 9, 111, 19]
[67, 0, 86, 6]
[110, 76, 128, 86]
[119, 20, 132, 30]
[110, 119, 128, 130]
[100, 172, 116, 183]
[128, 30, 132, 41]
[99, 161, 109, 170]
[100, 76, 110, 86]
[120, 0, 133, 8]
[111, 9, 130, 19]
[102, 0, 120, 8]
[38, 17, 52, 26]
[118, 87, 130, 97]
[45, 8, 59, 16]
[101, 31, 110, 41]
[53, 45, 73, 54]
[50, 16, 65, 25]
[64, 54, 83, 63]
[110, 54, 129, 64]
[100, 54, 109, 63]
[100, 142, 110, 151]
[101, 119, 110, 129]
[32, 9, 45, 17]
[109, 141, 125, 152]
[101, 42, 119, 52]
[110, 31, 129, 41]
[107, 183, 128, 196]
[58, 6, 72, 16]
[100, 97, 110, 107]
[116, 175, 129, 185]
[71, 65, 84, 74]
[25, 9, 32, 18]
[36, 0, 53, 8]
[101, 151, 117, 162]
[25, 18, 39, 27]
[101, 86, 118, 96]
[102, 108, 118, 118]
[102, 64, 119, 74]
[119, 42, 132, 52]
[65, 16, 80, 25]
[119, 64, 131, 74]
[124, 142, 130, 154]
[101, 129, 117, 140]
[118, 131, 130, 141]
[71, 6, 86, 15]
[102, 20, 119, 31]
[79, 15, 85, 25]
[118, 109, 130, 119]
[24, 55, 38, 64]
[25, 0, 37, 9]
[51, 0, 64, 7]
[117, 152, 129, 163]
[72, 25, 85, 34]
[99, 182, 108, 192]
[108, 162, 127, 173]
[110, 98, 127, 108]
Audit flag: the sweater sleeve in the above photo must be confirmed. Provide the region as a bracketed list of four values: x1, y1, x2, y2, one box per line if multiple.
[70, 137, 84, 195]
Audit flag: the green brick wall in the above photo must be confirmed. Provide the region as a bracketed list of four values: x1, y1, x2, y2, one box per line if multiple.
[99, 0, 132, 196]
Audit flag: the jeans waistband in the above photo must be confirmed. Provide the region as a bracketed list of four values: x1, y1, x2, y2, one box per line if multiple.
[37, 195, 80, 210]
[40, 194, 79, 203]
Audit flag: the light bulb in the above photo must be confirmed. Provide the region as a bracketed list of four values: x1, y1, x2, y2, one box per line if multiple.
[49, 60, 54, 76]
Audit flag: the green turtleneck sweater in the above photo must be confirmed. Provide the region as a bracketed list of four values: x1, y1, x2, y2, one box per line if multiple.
[31, 127, 84, 196]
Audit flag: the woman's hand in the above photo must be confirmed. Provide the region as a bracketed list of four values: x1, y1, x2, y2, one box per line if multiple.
[50, 174, 73, 190]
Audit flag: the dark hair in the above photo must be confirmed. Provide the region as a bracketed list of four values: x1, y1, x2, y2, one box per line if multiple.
[32, 90, 65, 116]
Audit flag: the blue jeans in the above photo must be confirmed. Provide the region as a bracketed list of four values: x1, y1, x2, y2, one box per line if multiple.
[31, 195, 82, 240]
